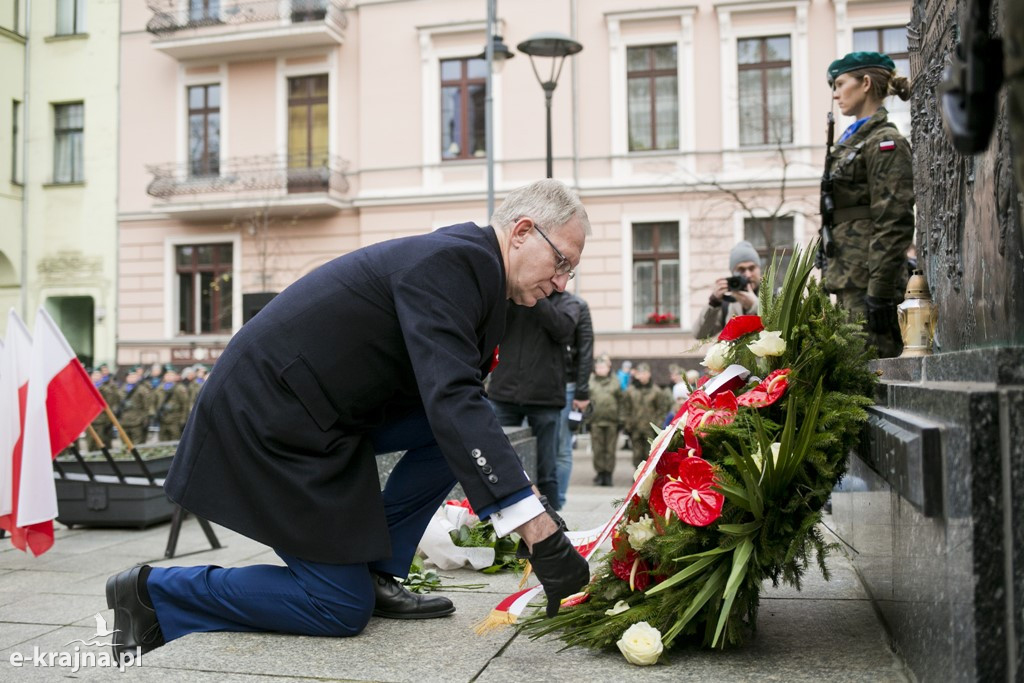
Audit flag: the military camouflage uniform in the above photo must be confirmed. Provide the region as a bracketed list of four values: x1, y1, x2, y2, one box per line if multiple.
[118, 381, 154, 447]
[622, 380, 672, 468]
[822, 106, 914, 358]
[157, 381, 192, 441]
[89, 380, 125, 449]
[587, 372, 622, 478]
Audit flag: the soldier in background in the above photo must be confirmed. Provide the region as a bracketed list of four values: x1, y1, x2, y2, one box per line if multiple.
[89, 369, 123, 449]
[822, 51, 914, 358]
[621, 362, 672, 468]
[118, 367, 154, 446]
[156, 370, 191, 441]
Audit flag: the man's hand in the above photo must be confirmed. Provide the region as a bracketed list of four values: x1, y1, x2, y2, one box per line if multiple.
[572, 398, 590, 413]
[733, 284, 758, 312]
[708, 278, 730, 306]
[527, 531, 590, 617]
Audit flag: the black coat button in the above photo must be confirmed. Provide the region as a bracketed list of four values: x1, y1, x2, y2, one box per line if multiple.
[471, 448, 482, 457]
[476, 456, 487, 466]
[487, 474, 498, 484]
[482, 465, 493, 474]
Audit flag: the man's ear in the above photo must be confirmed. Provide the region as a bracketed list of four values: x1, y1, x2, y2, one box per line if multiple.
[509, 217, 533, 246]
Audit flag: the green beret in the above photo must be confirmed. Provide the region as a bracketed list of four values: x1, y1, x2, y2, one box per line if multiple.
[827, 51, 896, 86]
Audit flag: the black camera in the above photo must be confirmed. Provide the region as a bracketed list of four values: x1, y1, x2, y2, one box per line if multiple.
[726, 274, 750, 291]
[722, 273, 750, 303]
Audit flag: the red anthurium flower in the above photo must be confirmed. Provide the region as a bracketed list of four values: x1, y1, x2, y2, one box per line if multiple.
[718, 315, 764, 342]
[611, 553, 651, 591]
[685, 391, 738, 433]
[648, 477, 669, 518]
[737, 368, 792, 408]
[659, 426, 703, 476]
[657, 449, 686, 477]
[662, 457, 724, 527]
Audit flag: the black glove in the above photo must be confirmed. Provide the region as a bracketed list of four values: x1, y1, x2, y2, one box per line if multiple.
[516, 495, 566, 559]
[529, 531, 591, 617]
[864, 295, 898, 335]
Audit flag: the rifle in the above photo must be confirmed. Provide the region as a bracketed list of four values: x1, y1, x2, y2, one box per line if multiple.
[816, 112, 836, 273]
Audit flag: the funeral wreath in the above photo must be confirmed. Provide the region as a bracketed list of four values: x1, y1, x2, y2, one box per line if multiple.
[520, 245, 877, 663]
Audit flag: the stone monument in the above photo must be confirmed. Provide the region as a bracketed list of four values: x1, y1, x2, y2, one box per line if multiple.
[831, 0, 1024, 680]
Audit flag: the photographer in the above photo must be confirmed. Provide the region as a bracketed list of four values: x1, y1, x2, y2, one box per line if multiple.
[695, 240, 763, 339]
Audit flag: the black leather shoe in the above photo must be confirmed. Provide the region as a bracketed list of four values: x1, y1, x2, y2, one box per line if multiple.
[602, 472, 614, 487]
[106, 565, 164, 657]
[372, 573, 455, 620]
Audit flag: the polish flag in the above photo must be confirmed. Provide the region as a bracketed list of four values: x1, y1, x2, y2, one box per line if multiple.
[11, 309, 106, 556]
[0, 310, 35, 552]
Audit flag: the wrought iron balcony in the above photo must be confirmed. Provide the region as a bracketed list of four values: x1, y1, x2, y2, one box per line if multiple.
[146, 0, 348, 59]
[146, 153, 350, 218]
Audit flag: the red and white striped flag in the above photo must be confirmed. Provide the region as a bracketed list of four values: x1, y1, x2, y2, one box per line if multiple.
[7, 308, 106, 556]
[0, 310, 36, 552]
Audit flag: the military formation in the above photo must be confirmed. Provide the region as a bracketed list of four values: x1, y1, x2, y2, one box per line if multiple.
[87, 362, 207, 449]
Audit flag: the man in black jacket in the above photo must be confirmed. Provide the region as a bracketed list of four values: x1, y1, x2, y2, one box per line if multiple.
[486, 291, 582, 508]
[104, 179, 592, 658]
[555, 294, 592, 508]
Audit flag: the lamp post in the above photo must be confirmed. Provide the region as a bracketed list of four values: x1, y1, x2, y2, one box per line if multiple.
[481, 0, 514, 218]
[517, 31, 583, 179]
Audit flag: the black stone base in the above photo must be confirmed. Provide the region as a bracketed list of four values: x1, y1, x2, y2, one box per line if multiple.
[832, 348, 1024, 681]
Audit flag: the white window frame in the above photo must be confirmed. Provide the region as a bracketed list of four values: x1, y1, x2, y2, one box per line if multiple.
[620, 214, 691, 331]
[716, 0, 809, 165]
[418, 20, 505, 193]
[164, 232, 243, 339]
[731, 207, 806, 250]
[177, 64, 229, 179]
[55, 0, 86, 35]
[607, 7, 696, 180]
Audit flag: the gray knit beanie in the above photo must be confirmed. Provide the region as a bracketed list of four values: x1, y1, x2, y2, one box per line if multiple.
[729, 241, 760, 272]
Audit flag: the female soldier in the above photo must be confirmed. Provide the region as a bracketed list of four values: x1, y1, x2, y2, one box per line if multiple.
[823, 51, 914, 358]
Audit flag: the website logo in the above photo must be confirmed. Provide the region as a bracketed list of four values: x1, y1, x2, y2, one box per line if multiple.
[7, 613, 142, 673]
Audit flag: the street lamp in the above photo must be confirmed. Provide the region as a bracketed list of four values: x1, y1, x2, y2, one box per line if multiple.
[517, 31, 583, 179]
[480, 0, 515, 218]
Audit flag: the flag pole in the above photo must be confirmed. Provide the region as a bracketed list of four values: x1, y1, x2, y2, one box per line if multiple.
[104, 405, 136, 452]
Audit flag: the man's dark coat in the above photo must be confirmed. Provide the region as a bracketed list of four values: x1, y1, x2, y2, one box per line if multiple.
[164, 223, 529, 564]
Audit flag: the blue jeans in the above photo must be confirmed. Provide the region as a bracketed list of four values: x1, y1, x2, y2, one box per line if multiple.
[488, 399, 560, 508]
[147, 407, 456, 642]
[554, 383, 575, 509]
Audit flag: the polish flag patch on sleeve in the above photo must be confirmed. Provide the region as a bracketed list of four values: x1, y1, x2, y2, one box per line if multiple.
[879, 140, 896, 151]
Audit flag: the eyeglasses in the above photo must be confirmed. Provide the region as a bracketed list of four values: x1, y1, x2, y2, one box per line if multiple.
[533, 224, 576, 280]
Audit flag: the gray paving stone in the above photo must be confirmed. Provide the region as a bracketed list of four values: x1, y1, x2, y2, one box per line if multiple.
[0, 592, 106, 626]
[0, 622, 58, 651]
[480, 599, 908, 683]
[142, 591, 516, 682]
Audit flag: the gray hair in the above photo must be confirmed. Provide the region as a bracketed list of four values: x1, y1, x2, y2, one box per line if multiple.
[490, 179, 591, 235]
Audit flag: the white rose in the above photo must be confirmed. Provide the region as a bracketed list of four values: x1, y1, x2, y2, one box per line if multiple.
[605, 600, 631, 616]
[625, 515, 657, 550]
[752, 442, 781, 472]
[701, 341, 731, 373]
[616, 621, 664, 666]
[747, 330, 787, 357]
[633, 461, 654, 498]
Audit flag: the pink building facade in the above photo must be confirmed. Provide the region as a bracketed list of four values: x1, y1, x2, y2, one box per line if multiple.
[118, 0, 911, 376]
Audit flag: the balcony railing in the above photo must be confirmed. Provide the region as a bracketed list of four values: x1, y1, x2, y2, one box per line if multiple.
[145, 0, 348, 59]
[147, 0, 347, 35]
[146, 153, 349, 216]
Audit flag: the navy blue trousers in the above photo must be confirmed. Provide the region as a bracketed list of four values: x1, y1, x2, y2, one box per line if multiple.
[147, 409, 456, 641]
